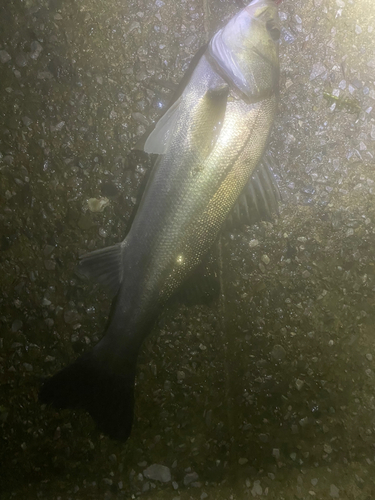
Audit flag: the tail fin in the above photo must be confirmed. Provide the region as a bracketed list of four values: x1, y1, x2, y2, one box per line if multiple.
[39, 345, 137, 441]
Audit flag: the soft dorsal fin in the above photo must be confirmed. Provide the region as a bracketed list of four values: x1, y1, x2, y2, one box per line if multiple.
[226, 155, 281, 228]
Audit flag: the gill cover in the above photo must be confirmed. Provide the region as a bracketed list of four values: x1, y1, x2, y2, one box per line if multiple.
[208, 0, 280, 102]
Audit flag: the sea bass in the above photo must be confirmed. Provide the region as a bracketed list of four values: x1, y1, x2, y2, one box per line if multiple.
[40, 0, 280, 441]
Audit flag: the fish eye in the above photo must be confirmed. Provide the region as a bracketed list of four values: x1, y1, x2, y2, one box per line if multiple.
[266, 19, 280, 41]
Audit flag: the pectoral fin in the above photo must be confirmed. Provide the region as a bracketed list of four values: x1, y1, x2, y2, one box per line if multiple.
[143, 97, 183, 154]
[189, 83, 229, 159]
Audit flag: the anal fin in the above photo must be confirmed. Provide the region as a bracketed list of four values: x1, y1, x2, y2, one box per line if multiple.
[77, 243, 124, 296]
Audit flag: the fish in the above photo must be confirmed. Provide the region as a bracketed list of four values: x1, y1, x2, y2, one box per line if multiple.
[39, 0, 280, 441]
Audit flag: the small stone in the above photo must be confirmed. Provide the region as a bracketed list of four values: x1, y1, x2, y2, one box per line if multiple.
[15, 53, 28, 67]
[183, 472, 199, 486]
[43, 244, 55, 257]
[271, 344, 286, 361]
[30, 40, 43, 59]
[11, 319, 23, 332]
[143, 464, 171, 483]
[272, 448, 280, 459]
[295, 379, 304, 390]
[251, 480, 263, 496]
[299, 417, 309, 427]
[336, 0, 345, 6]
[37, 71, 54, 80]
[44, 259, 56, 270]
[366, 353, 373, 361]
[249, 239, 259, 248]
[285, 78, 293, 89]
[238, 458, 248, 465]
[311, 478, 318, 486]
[324, 443, 332, 454]
[0, 50, 11, 63]
[261, 254, 270, 265]
[330, 484, 339, 498]
[23, 363, 33, 372]
[87, 197, 110, 213]
[310, 62, 327, 80]
[22, 116, 33, 127]
[64, 310, 81, 325]
[355, 25, 362, 34]
[128, 21, 141, 33]
[177, 371, 185, 381]
[51, 121, 65, 132]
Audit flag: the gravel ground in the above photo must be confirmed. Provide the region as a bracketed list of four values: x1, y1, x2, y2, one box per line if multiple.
[1, 0, 375, 498]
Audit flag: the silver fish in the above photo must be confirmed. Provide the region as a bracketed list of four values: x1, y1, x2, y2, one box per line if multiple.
[40, 0, 280, 441]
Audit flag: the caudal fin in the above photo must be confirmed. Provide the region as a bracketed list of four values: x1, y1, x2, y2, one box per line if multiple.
[39, 348, 137, 441]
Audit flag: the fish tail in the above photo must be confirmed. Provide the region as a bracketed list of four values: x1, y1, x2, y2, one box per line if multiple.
[39, 338, 139, 441]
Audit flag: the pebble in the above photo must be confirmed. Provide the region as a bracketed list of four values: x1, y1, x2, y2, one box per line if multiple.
[310, 62, 327, 80]
[261, 254, 270, 265]
[143, 464, 171, 483]
[330, 484, 339, 498]
[366, 353, 373, 361]
[251, 480, 263, 496]
[37, 71, 54, 80]
[87, 197, 110, 213]
[249, 239, 259, 248]
[271, 344, 286, 361]
[64, 310, 81, 325]
[22, 116, 33, 127]
[324, 443, 332, 454]
[30, 41, 43, 59]
[295, 379, 304, 390]
[183, 472, 199, 486]
[11, 319, 23, 332]
[238, 458, 248, 465]
[0, 50, 11, 63]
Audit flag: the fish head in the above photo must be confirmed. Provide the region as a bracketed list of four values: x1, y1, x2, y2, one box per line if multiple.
[209, 0, 280, 102]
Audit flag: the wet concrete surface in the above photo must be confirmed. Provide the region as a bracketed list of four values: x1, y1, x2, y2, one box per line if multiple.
[1, 0, 375, 498]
